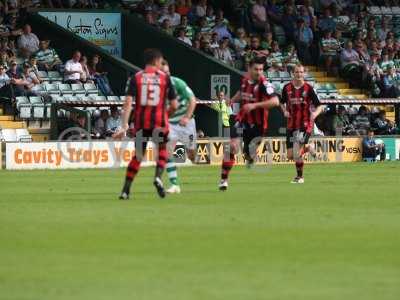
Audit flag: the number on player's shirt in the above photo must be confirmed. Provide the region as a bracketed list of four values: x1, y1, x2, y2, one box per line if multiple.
[140, 83, 160, 106]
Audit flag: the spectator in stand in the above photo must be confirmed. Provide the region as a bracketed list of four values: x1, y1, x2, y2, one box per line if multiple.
[6, 60, 25, 96]
[281, 5, 298, 43]
[159, 4, 181, 27]
[260, 32, 273, 52]
[176, 0, 191, 16]
[340, 40, 362, 83]
[64, 50, 84, 84]
[205, 6, 216, 28]
[284, 44, 300, 73]
[79, 55, 93, 84]
[209, 32, 219, 50]
[194, 0, 207, 18]
[214, 37, 233, 66]
[21, 62, 40, 96]
[318, 8, 336, 33]
[28, 56, 43, 82]
[362, 129, 385, 161]
[195, 16, 212, 38]
[34, 40, 62, 71]
[299, 5, 313, 27]
[17, 24, 39, 58]
[232, 0, 251, 32]
[380, 50, 395, 74]
[251, 0, 268, 33]
[332, 105, 355, 135]
[200, 37, 214, 56]
[320, 30, 340, 75]
[213, 14, 232, 41]
[377, 17, 390, 42]
[106, 106, 121, 136]
[353, 105, 371, 136]
[0, 50, 10, 70]
[267, 41, 284, 71]
[381, 65, 400, 98]
[88, 54, 113, 96]
[363, 52, 382, 96]
[193, 38, 201, 50]
[160, 18, 174, 35]
[232, 27, 248, 66]
[94, 109, 109, 138]
[176, 27, 192, 46]
[0, 64, 12, 100]
[179, 15, 195, 40]
[144, 11, 157, 26]
[295, 19, 313, 65]
[374, 110, 397, 135]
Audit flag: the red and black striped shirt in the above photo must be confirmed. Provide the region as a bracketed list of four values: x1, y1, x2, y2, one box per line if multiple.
[127, 66, 177, 130]
[281, 81, 320, 133]
[236, 74, 275, 131]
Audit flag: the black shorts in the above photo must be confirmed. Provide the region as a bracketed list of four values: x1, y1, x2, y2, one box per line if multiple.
[286, 129, 311, 149]
[229, 121, 264, 158]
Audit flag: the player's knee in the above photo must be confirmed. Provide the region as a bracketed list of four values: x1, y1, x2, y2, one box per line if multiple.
[230, 142, 239, 154]
[187, 150, 196, 162]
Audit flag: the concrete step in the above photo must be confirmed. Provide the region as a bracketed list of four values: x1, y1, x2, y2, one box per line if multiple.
[0, 120, 26, 129]
[316, 77, 346, 83]
[339, 89, 363, 95]
[334, 82, 350, 89]
[310, 71, 327, 78]
[0, 115, 14, 121]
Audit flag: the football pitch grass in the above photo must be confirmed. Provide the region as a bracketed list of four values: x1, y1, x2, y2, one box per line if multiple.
[0, 163, 399, 300]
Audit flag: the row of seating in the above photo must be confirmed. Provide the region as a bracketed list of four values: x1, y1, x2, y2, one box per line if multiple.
[32, 82, 99, 96]
[36, 70, 63, 82]
[367, 6, 400, 15]
[0, 128, 32, 142]
[15, 95, 125, 120]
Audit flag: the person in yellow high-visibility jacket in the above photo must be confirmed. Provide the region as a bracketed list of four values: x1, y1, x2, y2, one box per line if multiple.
[209, 91, 233, 131]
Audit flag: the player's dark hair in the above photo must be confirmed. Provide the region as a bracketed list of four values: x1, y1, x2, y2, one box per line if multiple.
[143, 48, 163, 65]
[249, 56, 266, 66]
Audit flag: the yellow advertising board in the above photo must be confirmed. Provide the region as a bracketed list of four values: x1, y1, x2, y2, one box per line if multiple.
[196, 137, 363, 165]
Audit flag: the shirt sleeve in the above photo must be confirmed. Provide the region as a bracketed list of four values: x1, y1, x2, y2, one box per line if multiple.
[309, 86, 321, 106]
[280, 85, 288, 104]
[259, 80, 276, 99]
[126, 76, 136, 97]
[166, 75, 177, 101]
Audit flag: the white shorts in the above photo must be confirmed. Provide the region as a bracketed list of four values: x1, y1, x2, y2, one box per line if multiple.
[169, 118, 197, 150]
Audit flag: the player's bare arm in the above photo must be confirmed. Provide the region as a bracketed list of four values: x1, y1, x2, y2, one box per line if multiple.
[242, 95, 279, 113]
[229, 91, 241, 103]
[280, 103, 290, 118]
[310, 104, 324, 121]
[179, 96, 196, 126]
[168, 98, 179, 116]
[112, 95, 133, 140]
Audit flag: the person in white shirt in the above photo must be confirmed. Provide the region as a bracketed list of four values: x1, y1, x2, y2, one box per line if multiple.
[158, 4, 181, 27]
[64, 50, 84, 84]
[18, 24, 40, 58]
[94, 109, 109, 138]
[176, 27, 192, 46]
[106, 107, 121, 136]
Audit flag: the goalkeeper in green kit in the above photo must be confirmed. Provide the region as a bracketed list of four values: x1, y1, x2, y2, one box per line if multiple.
[161, 60, 197, 194]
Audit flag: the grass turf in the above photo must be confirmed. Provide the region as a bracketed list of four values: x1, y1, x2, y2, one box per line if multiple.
[0, 162, 399, 300]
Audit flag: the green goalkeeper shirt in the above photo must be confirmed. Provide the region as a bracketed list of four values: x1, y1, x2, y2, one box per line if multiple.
[169, 76, 195, 124]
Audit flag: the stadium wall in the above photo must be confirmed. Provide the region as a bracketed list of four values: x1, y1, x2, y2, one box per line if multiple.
[3, 137, 399, 170]
[28, 12, 141, 95]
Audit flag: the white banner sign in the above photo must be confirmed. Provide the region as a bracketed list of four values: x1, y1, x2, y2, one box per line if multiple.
[6, 141, 153, 170]
[39, 11, 122, 57]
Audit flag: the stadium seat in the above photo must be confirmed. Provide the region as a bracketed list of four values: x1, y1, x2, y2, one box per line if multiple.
[16, 96, 31, 119]
[120, 96, 126, 102]
[89, 95, 107, 102]
[0, 129, 17, 142]
[45, 83, 60, 95]
[71, 83, 86, 95]
[30, 96, 45, 119]
[15, 128, 32, 142]
[32, 84, 46, 95]
[107, 96, 120, 102]
[58, 83, 73, 95]
[51, 95, 63, 102]
[62, 95, 78, 102]
[37, 71, 49, 81]
[84, 83, 98, 95]
[279, 71, 291, 80]
[76, 95, 91, 102]
[47, 71, 63, 82]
